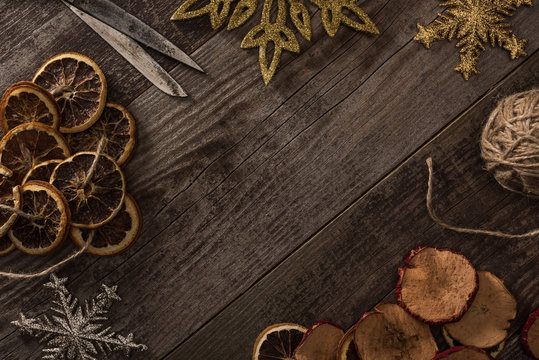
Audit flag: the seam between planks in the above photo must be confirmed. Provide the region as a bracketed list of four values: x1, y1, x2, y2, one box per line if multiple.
[0, 3, 390, 351]
[159, 51, 537, 359]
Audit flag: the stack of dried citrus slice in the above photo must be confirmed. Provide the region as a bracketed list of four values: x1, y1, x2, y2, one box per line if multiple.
[253, 246, 525, 360]
[0, 52, 141, 257]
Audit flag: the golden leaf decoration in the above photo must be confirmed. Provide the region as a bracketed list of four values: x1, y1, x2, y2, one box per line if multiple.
[172, 0, 379, 83]
[414, 0, 532, 80]
[171, 0, 234, 29]
[288, 0, 312, 41]
[310, 0, 380, 37]
[228, 0, 258, 30]
[241, 0, 300, 84]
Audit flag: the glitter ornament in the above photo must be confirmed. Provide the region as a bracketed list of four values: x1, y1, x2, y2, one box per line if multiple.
[171, 0, 379, 84]
[414, 0, 532, 80]
[12, 274, 147, 360]
[481, 89, 539, 197]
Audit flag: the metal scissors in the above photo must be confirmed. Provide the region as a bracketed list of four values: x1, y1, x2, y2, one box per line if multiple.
[61, 0, 204, 97]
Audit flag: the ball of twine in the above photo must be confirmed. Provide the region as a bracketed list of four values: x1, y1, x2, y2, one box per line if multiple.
[481, 89, 539, 198]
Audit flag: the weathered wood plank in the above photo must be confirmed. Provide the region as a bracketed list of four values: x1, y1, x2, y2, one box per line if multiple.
[0, 0, 536, 359]
[0, 0, 216, 105]
[168, 54, 539, 359]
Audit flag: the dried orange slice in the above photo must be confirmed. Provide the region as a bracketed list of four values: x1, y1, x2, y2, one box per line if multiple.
[0, 165, 22, 238]
[33, 52, 107, 133]
[253, 323, 307, 360]
[0, 186, 22, 238]
[51, 152, 125, 229]
[0, 123, 70, 184]
[66, 102, 136, 166]
[0, 81, 60, 133]
[0, 235, 14, 256]
[70, 193, 141, 256]
[9, 181, 70, 255]
[22, 159, 62, 184]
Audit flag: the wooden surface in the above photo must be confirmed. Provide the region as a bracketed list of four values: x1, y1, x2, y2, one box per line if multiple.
[0, 0, 537, 359]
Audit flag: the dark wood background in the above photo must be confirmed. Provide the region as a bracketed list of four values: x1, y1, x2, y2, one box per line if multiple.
[0, 0, 537, 359]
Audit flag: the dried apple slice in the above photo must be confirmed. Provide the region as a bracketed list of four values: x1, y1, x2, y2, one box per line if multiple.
[0, 81, 60, 133]
[336, 326, 360, 360]
[22, 159, 62, 184]
[66, 102, 136, 166]
[294, 321, 344, 360]
[0, 123, 70, 184]
[33, 52, 107, 133]
[396, 246, 478, 325]
[433, 346, 493, 360]
[443, 328, 506, 358]
[252, 323, 307, 360]
[522, 308, 539, 359]
[443, 271, 516, 355]
[354, 303, 438, 360]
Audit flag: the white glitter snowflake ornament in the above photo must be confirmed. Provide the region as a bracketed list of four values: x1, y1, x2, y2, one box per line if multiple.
[12, 274, 147, 360]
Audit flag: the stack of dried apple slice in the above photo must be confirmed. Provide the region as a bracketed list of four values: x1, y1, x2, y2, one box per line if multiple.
[0, 52, 141, 257]
[253, 246, 527, 359]
[522, 308, 539, 359]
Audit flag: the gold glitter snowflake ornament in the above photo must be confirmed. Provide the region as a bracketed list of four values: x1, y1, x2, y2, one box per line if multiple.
[172, 0, 379, 84]
[415, 0, 532, 80]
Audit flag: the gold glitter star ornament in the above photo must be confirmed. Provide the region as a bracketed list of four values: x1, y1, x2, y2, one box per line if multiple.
[415, 0, 532, 80]
[172, 0, 379, 84]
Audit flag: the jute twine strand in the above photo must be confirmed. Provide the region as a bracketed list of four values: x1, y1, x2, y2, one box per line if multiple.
[426, 157, 539, 238]
[0, 232, 94, 279]
[0, 203, 42, 221]
[481, 89, 539, 197]
[0, 139, 106, 279]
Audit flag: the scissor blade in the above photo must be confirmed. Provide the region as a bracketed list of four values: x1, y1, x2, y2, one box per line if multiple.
[63, 1, 187, 97]
[66, 0, 204, 72]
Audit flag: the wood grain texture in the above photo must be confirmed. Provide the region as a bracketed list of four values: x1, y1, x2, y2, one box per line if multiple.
[0, 0, 215, 105]
[0, 0, 536, 359]
[168, 54, 539, 359]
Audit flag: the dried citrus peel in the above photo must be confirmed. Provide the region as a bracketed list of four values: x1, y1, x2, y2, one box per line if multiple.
[70, 193, 141, 256]
[22, 159, 62, 184]
[0, 81, 60, 133]
[294, 321, 344, 360]
[9, 181, 70, 255]
[0, 122, 70, 184]
[252, 323, 307, 360]
[51, 150, 125, 229]
[33, 52, 107, 133]
[0, 235, 14, 256]
[67, 102, 136, 166]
